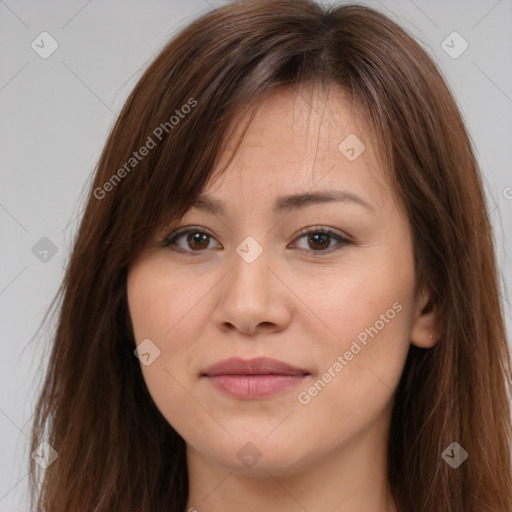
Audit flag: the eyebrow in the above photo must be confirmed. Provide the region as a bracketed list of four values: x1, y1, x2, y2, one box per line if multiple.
[192, 190, 374, 215]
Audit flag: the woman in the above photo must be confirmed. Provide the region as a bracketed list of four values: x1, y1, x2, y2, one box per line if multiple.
[29, 0, 512, 510]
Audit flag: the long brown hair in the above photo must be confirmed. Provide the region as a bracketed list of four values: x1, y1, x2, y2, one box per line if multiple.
[28, 0, 512, 510]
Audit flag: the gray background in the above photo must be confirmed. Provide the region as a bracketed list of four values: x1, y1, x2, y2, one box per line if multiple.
[1, 0, 511, 509]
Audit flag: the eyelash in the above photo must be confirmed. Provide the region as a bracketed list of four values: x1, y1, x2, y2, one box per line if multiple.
[159, 225, 352, 255]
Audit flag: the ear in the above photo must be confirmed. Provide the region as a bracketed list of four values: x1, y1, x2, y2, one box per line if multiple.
[410, 285, 442, 348]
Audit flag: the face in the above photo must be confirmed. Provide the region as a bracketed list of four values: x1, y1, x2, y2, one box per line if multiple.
[127, 85, 426, 477]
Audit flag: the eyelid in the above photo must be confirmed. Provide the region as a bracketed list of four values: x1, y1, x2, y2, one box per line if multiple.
[159, 225, 353, 253]
[158, 225, 219, 251]
[289, 226, 352, 253]
[293, 225, 351, 242]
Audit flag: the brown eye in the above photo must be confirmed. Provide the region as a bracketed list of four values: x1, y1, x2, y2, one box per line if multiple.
[160, 227, 220, 253]
[306, 232, 331, 251]
[291, 227, 352, 253]
[160, 226, 352, 255]
[185, 232, 210, 250]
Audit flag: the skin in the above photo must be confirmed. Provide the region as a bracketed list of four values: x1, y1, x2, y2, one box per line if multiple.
[127, 84, 440, 512]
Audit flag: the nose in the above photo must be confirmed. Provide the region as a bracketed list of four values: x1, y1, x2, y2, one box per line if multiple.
[211, 245, 292, 336]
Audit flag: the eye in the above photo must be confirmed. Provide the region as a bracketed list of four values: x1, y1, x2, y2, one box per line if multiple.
[159, 225, 352, 254]
[290, 226, 352, 253]
[159, 226, 220, 254]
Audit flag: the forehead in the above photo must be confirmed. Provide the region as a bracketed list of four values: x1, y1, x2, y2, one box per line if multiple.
[205, 84, 390, 210]
[223, 84, 363, 161]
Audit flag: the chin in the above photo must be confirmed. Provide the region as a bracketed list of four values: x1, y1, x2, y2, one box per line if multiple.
[191, 434, 311, 476]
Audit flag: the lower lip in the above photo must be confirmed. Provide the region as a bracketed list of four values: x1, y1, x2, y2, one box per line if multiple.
[205, 374, 308, 399]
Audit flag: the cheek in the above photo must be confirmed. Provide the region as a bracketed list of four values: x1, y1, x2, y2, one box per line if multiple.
[294, 298, 412, 453]
[127, 258, 206, 347]
[296, 246, 414, 416]
[302, 247, 414, 354]
[126, 259, 218, 429]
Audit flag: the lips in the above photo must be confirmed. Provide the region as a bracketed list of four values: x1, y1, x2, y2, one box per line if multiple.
[202, 356, 308, 376]
[201, 357, 309, 399]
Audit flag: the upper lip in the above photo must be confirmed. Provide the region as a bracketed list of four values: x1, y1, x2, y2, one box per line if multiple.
[202, 357, 309, 376]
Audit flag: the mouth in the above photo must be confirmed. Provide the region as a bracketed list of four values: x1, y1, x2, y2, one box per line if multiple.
[201, 357, 310, 399]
